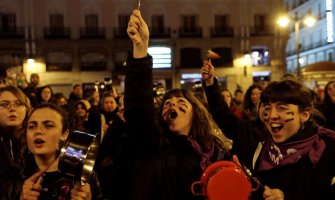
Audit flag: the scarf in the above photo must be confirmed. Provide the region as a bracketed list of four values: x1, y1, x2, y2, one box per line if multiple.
[259, 127, 335, 171]
[188, 138, 214, 170]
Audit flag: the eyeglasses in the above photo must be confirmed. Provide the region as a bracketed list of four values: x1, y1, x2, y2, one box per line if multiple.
[0, 101, 25, 109]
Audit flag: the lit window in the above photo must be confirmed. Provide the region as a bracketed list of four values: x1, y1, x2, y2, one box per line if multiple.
[251, 46, 270, 66]
[148, 47, 172, 68]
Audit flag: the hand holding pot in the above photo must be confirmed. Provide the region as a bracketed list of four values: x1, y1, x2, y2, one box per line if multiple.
[71, 183, 91, 200]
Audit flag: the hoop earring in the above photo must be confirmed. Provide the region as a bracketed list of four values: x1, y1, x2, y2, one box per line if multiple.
[300, 121, 305, 130]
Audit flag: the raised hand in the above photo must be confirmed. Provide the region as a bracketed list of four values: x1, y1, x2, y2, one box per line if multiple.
[127, 9, 149, 58]
[263, 186, 284, 200]
[71, 183, 92, 200]
[201, 59, 215, 86]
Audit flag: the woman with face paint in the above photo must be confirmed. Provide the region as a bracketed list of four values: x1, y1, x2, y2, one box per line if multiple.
[201, 61, 335, 200]
[20, 103, 105, 200]
[124, 9, 231, 200]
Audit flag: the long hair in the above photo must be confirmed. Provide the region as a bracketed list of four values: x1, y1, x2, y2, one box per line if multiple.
[243, 83, 263, 111]
[0, 86, 32, 167]
[158, 88, 229, 152]
[323, 80, 335, 106]
[0, 85, 32, 135]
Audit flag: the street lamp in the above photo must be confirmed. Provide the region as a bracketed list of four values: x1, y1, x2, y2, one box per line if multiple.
[277, 12, 316, 77]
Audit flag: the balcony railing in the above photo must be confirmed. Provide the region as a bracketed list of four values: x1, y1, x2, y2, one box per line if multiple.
[149, 27, 171, 38]
[210, 26, 234, 37]
[46, 62, 72, 71]
[113, 27, 128, 38]
[286, 39, 331, 56]
[0, 26, 25, 39]
[179, 27, 202, 38]
[44, 27, 71, 39]
[250, 25, 274, 36]
[80, 61, 107, 71]
[80, 27, 105, 39]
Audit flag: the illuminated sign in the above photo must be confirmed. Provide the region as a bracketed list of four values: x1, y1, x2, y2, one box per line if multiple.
[326, 0, 334, 42]
[148, 47, 172, 68]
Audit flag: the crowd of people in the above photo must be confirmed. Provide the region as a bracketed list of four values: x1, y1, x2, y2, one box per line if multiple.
[0, 8, 335, 200]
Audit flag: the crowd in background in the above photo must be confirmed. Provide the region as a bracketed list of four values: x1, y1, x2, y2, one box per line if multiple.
[1, 9, 335, 200]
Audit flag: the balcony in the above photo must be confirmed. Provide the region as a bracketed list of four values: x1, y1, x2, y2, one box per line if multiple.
[46, 62, 72, 71]
[113, 27, 128, 38]
[179, 27, 202, 38]
[210, 26, 234, 37]
[250, 25, 274, 36]
[80, 61, 107, 71]
[149, 27, 171, 38]
[44, 27, 71, 39]
[0, 26, 25, 39]
[80, 27, 105, 39]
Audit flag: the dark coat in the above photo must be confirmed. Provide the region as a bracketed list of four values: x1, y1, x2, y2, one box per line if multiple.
[0, 132, 24, 200]
[23, 161, 105, 200]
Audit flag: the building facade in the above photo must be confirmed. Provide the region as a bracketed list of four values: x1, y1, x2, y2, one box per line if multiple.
[284, 0, 335, 87]
[0, 0, 286, 95]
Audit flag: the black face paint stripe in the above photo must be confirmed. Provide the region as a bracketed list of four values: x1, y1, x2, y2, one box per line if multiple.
[179, 107, 186, 113]
[286, 111, 294, 116]
[285, 118, 294, 122]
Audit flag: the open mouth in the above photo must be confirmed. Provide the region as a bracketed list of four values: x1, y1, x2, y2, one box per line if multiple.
[270, 123, 284, 133]
[34, 138, 45, 144]
[8, 115, 17, 120]
[169, 110, 178, 120]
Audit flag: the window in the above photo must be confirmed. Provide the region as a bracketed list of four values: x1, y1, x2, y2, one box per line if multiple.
[214, 15, 229, 30]
[118, 15, 129, 30]
[151, 15, 165, 33]
[180, 48, 202, 68]
[328, 51, 334, 61]
[211, 47, 233, 67]
[46, 51, 72, 71]
[50, 14, 64, 28]
[0, 13, 16, 32]
[148, 47, 172, 68]
[254, 14, 267, 31]
[181, 15, 198, 32]
[85, 14, 98, 28]
[0, 52, 22, 68]
[80, 52, 107, 71]
[251, 47, 270, 66]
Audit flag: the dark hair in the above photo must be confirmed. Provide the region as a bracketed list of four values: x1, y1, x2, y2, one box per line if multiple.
[158, 88, 218, 152]
[234, 88, 243, 95]
[36, 85, 54, 103]
[221, 88, 233, 107]
[260, 79, 313, 112]
[28, 103, 73, 133]
[323, 80, 335, 105]
[73, 84, 81, 89]
[243, 83, 263, 111]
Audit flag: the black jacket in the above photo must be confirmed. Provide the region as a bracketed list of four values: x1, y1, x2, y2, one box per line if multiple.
[0, 132, 24, 200]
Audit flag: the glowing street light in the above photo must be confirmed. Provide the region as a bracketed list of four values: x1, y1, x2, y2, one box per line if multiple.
[277, 12, 316, 77]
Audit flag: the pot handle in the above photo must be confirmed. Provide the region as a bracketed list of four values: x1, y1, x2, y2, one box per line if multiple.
[191, 181, 206, 196]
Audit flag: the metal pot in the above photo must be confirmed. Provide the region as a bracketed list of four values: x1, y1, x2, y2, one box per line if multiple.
[58, 130, 99, 184]
[191, 161, 254, 200]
